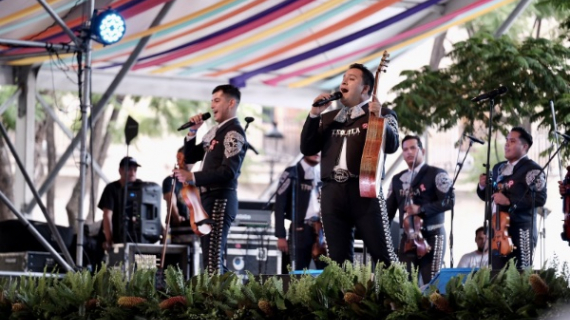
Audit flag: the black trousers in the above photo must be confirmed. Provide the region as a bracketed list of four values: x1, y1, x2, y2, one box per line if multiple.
[321, 179, 397, 267]
[399, 230, 446, 285]
[200, 189, 237, 274]
[491, 223, 535, 270]
[281, 224, 326, 272]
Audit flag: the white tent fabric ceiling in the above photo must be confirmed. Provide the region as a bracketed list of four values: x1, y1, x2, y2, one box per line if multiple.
[0, 0, 492, 108]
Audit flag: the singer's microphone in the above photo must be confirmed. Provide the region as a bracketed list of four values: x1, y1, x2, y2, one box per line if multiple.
[312, 91, 342, 107]
[177, 112, 211, 131]
[470, 86, 508, 102]
[465, 135, 485, 145]
[556, 131, 570, 141]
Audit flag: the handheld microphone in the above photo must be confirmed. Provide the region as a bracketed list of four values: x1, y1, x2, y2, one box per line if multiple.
[465, 135, 485, 145]
[177, 112, 211, 131]
[470, 86, 507, 102]
[312, 91, 342, 107]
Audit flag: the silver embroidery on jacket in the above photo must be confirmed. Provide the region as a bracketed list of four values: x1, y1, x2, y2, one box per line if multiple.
[525, 169, 546, 191]
[435, 172, 452, 193]
[224, 131, 245, 158]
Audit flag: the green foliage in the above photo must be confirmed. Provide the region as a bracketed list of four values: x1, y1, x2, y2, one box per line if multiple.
[0, 259, 569, 319]
[389, 32, 570, 159]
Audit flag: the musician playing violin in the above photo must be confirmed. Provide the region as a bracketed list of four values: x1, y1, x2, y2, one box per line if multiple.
[162, 147, 189, 227]
[386, 135, 452, 284]
[477, 127, 546, 270]
[300, 63, 399, 267]
[173, 84, 247, 274]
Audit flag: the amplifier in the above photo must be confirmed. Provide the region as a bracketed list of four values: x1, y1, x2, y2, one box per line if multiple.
[0, 251, 62, 273]
[107, 243, 190, 279]
[226, 227, 281, 275]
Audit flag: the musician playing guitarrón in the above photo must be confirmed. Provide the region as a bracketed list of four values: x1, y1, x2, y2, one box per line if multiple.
[386, 135, 453, 284]
[477, 127, 546, 270]
[174, 84, 247, 274]
[300, 63, 399, 267]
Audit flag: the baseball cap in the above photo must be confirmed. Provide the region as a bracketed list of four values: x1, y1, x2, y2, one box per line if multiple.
[119, 156, 141, 168]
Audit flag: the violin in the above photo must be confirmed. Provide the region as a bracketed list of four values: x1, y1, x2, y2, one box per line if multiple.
[401, 152, 430, 258]
[560, 167, 570, 244]
[311, 220, 327, 264]
[180, 183, 212, 236]
[490, 181, 515, 256]
[402, 199, 431, 258]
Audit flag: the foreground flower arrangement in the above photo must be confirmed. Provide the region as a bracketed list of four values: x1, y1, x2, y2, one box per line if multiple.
[0, 257, 569, 319]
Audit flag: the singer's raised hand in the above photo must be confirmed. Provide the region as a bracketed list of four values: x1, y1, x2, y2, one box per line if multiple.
[188, 113, 205, 131]
[310, 93, 332, 116]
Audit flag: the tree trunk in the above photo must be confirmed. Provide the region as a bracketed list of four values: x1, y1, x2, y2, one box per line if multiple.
[0, 136, 15, 221]
[66, 97, 122, 228]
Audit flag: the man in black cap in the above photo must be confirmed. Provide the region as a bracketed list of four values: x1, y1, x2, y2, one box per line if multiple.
[98, 156, 142, 251]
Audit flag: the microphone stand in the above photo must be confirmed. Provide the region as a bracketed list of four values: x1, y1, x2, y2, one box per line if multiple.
[244, 117, 259, 155]
[482, 98, 495, 269]
[443, 138, 476, 268]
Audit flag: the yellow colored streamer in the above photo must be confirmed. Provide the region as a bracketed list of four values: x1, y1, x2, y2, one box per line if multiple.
[289, 0, 517, 88]
[0, 0, 62, 28]
[151, 0, 346, 74]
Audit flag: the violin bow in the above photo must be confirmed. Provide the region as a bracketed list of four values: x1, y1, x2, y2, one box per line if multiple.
[160, 163, 178, 269]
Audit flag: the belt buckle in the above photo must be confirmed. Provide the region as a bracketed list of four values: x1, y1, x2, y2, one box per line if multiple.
[333, 169, 350, 183]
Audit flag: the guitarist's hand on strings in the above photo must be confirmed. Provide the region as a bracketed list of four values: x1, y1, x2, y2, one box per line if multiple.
[369, 95, 383, 118]
[173, 169, 195, 185]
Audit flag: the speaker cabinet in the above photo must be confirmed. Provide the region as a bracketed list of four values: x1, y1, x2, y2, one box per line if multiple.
[121, 182, 162, 243]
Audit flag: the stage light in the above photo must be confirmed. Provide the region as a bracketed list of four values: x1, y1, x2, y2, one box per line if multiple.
[91, 9, 126, 45]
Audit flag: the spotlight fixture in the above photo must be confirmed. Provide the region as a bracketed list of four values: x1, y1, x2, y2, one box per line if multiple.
[91, 9, 126, 45]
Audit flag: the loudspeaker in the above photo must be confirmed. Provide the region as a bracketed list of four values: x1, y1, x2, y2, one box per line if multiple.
[426, 268, 473, 294]
[0, 220, 73, 253]
[121, 182, 162, 243]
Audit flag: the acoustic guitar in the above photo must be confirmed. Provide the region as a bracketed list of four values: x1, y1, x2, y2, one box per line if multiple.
[360, 51, 390, 198]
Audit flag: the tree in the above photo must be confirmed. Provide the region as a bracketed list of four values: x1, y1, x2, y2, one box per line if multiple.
[388, 32, 570, 159]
